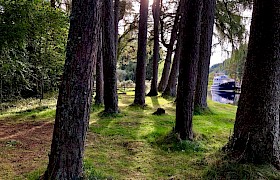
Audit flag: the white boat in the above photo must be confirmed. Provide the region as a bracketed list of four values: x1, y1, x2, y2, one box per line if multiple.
[211, 73, 237, 91]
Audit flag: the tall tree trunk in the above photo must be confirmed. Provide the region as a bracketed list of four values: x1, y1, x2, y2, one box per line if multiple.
[95, 12, 104, 105]
[194, 0, 216, 110]
[133, 0, 149, 106]
[0, 78, 2, 103]
[95, 51, 104, 105]
[103, 0, 119, 113]
[162, 40, 181, 97]
[43, 0, 100, 179]
[228, 0, 280, 167]
[114, 0, 119, 57]
[147, 0, 160, 96]
[158, 2, 181, 92]
[175, 0, 203, 140]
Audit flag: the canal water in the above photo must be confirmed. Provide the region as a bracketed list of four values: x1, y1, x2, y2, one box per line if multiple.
[208, 90, 240, 105]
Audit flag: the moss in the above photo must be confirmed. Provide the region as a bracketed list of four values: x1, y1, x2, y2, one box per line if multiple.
[1, 94, 279, 179]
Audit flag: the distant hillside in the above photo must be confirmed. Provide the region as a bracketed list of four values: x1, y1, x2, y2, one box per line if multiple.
[209, 44, 247, 86]
[209, 63, 224, 74]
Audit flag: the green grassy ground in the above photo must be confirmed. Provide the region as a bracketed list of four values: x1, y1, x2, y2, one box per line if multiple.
[0, 92, 279, 179]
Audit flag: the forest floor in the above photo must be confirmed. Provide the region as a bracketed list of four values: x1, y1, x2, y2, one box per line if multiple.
[0, 92, 280, 179]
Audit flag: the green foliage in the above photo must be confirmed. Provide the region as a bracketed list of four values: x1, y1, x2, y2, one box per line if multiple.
[209, 44, 247, 84]
[119, 61, 136, 81]
[215, 0, 248, 47]
[0, 0, 69, 102]
[223, 43, 247, 81]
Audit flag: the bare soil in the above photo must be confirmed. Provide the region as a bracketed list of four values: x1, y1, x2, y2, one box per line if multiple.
[0, 120, 53, 178]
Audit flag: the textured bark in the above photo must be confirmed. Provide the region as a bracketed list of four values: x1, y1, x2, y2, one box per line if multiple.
[147, 0, 160, 96]
[44, 0, 100, 179]
[229, 0, 280, 166]
[194, 0, 216, 110]
[134, 0, 149, 106]
[95, 49, 104, 105]
[158, 2, 181, 92]
[103, 0, 119, 113]
[114, 0, 119, 57]
[95, 21, 104, 105]
[162, 40, 181, 97]
[0, 79, 2, 103]
[175, 0, 203, 140]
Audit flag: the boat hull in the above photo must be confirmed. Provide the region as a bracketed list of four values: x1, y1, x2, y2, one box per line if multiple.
[211, 81, 236, 91]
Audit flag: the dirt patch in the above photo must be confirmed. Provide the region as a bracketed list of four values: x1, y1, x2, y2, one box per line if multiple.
[0, 120, 54, 178]
[122, 141, 145, 155]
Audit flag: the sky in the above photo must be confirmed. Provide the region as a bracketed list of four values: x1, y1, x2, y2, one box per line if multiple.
[210, 10, 252, 66]
[124, 1, 252, 67]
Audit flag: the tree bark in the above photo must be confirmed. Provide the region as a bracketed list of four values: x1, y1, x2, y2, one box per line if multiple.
[95, 49, 104, 105]
[43, 0, 100, 179]
[114, 0, 119, 57]
[103, 0, 119, 113]
[133, 0, 149, 106]
[158, 2, 181, 92]
[194, 0, 216, 110]
[175, 0, 203, 140]
[95, 16, 104, 106]
[228, 0, 280, 167]
[147, 0, 160, 96]
[162, 40, 181, 97]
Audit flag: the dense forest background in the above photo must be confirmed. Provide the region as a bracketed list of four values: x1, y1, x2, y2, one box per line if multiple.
[1, 0, 280, 179]
[0, 0, 249, 103]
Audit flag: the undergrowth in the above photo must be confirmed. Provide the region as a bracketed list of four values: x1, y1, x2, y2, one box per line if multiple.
[0, 92, 279, 179]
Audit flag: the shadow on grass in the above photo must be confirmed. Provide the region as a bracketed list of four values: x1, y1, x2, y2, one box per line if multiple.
[16, 106, 49, 114]
[3, 106, 53, 122]
[194, 106, 215, 116]
[151, 131, 206, 153]
[89, 102, 145, 140]
[87, 103, 145, 179]
[91, 104, 104, 113]
[150, 96, 161, 109]
[161, 94, 176, 102]
[24, 159, 110, 180]
[203, 158, 280, 180]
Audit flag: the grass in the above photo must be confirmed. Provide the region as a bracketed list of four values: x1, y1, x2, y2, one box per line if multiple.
[0, 92, 280, 179]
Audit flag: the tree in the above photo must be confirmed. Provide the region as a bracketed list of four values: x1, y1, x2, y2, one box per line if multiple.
[102, 0, 119, 113]
[162, 39, 181, 97]
[214, 0, 247, 82]
[147, 0, 160, 96]
[95, 48, 104, 105]
[133, 0, 149, 106]
[43, 0, 100, 178]
[223, 43, 247, 83]
[0, 0, 68, 102]
[158, 2, 181, 92]
[227, 0, 280, 167]
[95, 9, 104, 106]
[194, 0, 216, 111]
[114, 0, 119, 55]
[175, 0, 203, 140]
